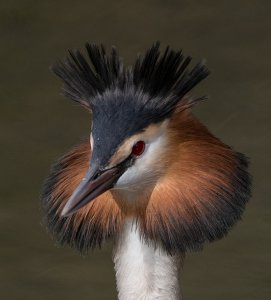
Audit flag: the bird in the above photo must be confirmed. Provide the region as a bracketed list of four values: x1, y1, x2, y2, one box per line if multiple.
[41, 42, 251, 300]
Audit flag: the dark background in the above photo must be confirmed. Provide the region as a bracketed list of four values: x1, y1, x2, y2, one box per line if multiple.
[1, 0, 270, 299]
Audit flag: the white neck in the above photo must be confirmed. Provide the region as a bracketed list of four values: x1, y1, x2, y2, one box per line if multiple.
[113, 219, 182, 300]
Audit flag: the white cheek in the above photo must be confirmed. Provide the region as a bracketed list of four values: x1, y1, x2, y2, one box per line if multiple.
[115, 134, 167, 189]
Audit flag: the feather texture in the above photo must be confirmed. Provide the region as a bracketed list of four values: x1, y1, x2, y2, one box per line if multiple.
[41, 142, 122, 252]
[52, 42, 209, 122]
[41, 110, 251, 254]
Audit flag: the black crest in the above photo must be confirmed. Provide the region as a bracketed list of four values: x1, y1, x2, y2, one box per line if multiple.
[53, 42, 210, 168]
[52, 42, 209, 118]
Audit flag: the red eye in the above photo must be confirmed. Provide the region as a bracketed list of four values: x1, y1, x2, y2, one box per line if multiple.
[131, 141, 145, 156]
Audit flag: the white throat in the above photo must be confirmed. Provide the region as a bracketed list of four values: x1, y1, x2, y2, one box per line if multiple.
[113, 219, 182, 300]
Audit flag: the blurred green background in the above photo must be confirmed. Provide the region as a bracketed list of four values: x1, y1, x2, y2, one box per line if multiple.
[1, 0, 270, 299]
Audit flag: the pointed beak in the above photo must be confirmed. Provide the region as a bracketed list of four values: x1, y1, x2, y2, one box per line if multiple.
[61, 164, 125, 217]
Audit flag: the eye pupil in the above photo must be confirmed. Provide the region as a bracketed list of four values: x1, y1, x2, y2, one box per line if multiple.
[132, 141, 145, 156]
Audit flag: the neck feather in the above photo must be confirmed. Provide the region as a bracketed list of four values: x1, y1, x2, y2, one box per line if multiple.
[113, 219, 182, 300]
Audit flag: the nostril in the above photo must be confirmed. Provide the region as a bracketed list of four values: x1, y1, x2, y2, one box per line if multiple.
[92, 171, 100, 180]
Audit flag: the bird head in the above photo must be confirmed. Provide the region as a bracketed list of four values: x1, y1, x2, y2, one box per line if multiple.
[42, 42, 251, 254]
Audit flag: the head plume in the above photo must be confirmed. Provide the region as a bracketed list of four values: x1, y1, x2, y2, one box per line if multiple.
[52, 41, 209, 121]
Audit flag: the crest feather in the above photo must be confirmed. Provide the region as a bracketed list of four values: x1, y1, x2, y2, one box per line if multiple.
[52, 42, 209, 119]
